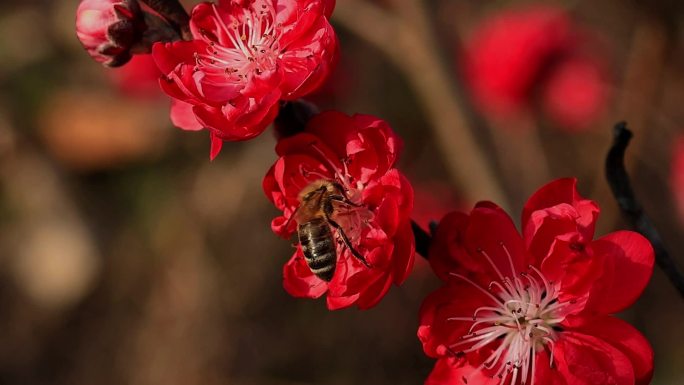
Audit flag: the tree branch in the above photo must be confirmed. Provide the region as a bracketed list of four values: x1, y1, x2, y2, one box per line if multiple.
[606, 122, 684, 298]
[411, 220, 432, 260]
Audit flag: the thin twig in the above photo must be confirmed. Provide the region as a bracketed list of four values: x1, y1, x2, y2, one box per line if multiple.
[411, 220, 431, 260]
[606, 122, 684, 298]
[333, 0, 508, 209]
[273, 100, 320, 140]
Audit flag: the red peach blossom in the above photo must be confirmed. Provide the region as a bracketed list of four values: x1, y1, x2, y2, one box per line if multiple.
[263, 111, 415, 310]
[153, 0, 338, 159]
[419, 178, 654, 385]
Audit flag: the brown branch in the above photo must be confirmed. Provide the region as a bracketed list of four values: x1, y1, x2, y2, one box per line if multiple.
[606, 122, 684, 299]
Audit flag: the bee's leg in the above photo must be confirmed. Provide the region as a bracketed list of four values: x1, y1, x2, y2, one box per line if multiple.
[283, 205, 301, 230]
[330, 181, 362, 206]
[326, 216, 371, 268]
[329, 195, 362, 208]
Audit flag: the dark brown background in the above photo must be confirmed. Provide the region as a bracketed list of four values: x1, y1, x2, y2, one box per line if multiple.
[0, 0, 682, 384]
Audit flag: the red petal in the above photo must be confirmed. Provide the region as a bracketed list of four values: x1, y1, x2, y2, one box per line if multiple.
[152, 40, 197, 75]
[540, 237, 601, 307]
[462, 204, 527, 282]
[524, 202, 581, 266]
[356, 271, 393, 309]
[279, 18, 338, 99]
[522, 178, 599, 242]
[391, 220, 415, 284]
[418, 282, 488, 358]
[283, 250, 328, 299]
[572, 316, 653, 385]
[375, 193, 400, 236]
[170, 99, 203, 131]
[425, 358, 500, 385]
[428, 211, 471, 282]
[209, 133, 223, 160]
[272, 154, 331, 202]
[585, 231, 654, 314]
[554, 331, 635, 385]
[305, 111, 358, 158]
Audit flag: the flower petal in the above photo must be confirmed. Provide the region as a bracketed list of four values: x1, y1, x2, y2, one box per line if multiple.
[283, 249, 328, 299]
[571, 316, 654, 385]
[425, 358, 501, 385]
[428, 211, 471, 282]
[418, 282, 489, 358]
[585, 231, 654, 314]
[170, 99, 203, 131]
[522, 178, 599, 241]
[209, 133, 223, 160]
[463, 203, 527, 282]
[554, 331, 635, 385]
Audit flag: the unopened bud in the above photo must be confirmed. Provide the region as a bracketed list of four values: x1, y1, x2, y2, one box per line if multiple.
[75, 0, 146, 67]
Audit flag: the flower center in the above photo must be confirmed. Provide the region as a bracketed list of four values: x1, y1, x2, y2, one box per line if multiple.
[195, 3, 280, 82]
[448, 245, 572, 385]
[297, 143, 373, 244]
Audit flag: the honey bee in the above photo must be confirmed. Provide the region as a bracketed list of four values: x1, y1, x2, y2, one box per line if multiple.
[290, 180, 371, 282]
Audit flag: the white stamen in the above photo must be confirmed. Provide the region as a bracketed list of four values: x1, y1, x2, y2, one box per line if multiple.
[450, 248, 568, 385]
[196, 4, 280, 81]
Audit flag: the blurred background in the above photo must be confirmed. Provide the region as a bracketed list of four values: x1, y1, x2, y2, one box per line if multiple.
[0, 0, 683, 384]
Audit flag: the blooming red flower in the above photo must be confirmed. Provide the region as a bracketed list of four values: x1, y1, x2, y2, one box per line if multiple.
[463, 6, 610, 132]
[153, 0, 338, 159]
[76, 0, 146, 67]
[263, 111, 415, 310]
[419, 178, 654, 385]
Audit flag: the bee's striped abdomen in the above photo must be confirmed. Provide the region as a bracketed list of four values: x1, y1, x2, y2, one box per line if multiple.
[298, 218, 337, 281]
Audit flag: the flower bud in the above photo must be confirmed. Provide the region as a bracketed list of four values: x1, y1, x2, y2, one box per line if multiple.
[75, 0, 146, 67]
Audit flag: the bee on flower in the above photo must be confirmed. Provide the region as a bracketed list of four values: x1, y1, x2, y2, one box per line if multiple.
[263, 111, 415, 310]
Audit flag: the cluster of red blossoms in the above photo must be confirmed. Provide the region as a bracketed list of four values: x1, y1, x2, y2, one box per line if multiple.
[76, 1, 657, 384]
[463, 6, 610, 131]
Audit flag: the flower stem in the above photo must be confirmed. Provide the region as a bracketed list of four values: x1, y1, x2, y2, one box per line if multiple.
[273, 100, 319, 139]
[138, 0, 191, 40]
[411, 220, 431, 260]
[606, 122, 684, 299]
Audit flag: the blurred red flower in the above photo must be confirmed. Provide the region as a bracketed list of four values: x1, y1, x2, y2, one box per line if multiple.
[153, 0, 338, 159]
[263, 111, 415, 310]
[412, 181, 463, 234]
[672, 135, 684, 223]
[463, 6, 610, 132]
[419, 178, 654, 385]
[107, 54, 163, 99]
[76, 0, 146, 67]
